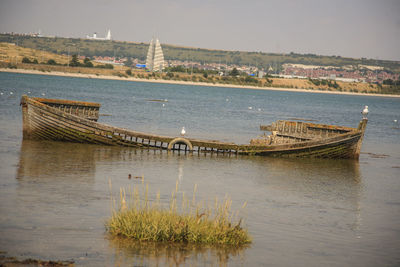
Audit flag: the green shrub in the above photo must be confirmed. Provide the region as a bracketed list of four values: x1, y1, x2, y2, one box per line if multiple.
[95, 63, 114, 69]
[47, 59, 57, 65]
[22, 57, 31, 63]
[7, 63, 17, 69]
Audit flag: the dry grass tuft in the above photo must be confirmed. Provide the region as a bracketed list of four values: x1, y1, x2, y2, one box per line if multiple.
[106, 180, 251, 246]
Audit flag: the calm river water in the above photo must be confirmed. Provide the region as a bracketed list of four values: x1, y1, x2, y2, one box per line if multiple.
[0, 72, 399, 266]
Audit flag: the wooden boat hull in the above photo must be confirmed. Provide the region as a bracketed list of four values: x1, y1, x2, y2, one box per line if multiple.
[240, 132, 364, 158]
[20, 96, 367, 159]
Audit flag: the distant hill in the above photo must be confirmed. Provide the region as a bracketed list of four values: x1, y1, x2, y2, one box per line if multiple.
[1, 33, 399, 73]
[2, 41, 399, 95]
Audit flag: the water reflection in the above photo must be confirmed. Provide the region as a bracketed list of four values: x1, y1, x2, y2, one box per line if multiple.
[108, 235, 248, 267]
[16, 140, 97, 180]
[16, 140, 161, 180]
[244, 157, 363, 234]
[178, 157, 184, 182]
[248, 157, 361, 196]
[12, 141, 364, 265]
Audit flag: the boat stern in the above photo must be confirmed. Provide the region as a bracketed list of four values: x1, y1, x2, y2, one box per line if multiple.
[352, 118, 368, 159]
[20, 95, 32, 139]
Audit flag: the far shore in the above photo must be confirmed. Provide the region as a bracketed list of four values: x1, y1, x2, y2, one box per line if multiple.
[1, 68, 400, 98]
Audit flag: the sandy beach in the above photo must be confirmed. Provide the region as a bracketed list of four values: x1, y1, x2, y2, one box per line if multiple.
[1, 68, 399, 98]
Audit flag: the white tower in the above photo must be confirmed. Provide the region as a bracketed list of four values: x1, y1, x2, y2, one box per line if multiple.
[145, 38, 164, 72]
[145, 38, 155, 71]
[106, 30, 111, 40]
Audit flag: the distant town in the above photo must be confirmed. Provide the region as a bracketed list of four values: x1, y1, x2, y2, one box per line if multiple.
[83, 30, 400, 83]
[2, 30, 400, 84]
[88, 56, 399, 84]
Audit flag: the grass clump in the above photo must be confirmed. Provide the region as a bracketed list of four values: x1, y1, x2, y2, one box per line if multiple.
[106, 181, 251, 246]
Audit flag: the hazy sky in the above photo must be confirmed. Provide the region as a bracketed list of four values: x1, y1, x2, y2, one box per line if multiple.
[1, 0, 399, 61]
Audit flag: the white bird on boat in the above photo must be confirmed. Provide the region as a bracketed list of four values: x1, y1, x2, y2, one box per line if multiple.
[181, 127, 186, 136]
[362, 105, 369, 119]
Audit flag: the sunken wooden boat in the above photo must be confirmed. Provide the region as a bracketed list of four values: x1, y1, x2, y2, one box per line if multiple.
[20, 95, 367, 159]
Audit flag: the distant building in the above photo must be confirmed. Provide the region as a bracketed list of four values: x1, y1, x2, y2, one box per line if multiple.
[145, 38, 165, 72]
[86, 30, 111, 40]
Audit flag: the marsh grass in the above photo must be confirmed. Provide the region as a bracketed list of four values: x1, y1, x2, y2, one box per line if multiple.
[106, 180, 251, 245]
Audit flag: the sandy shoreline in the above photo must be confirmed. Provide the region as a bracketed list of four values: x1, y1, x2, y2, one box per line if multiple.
[1, 68, 399, 98]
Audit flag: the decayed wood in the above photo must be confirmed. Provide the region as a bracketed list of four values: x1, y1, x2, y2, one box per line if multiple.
[259, 120, 354, 143]
[20, 95, 367, 159]
[31, 97, 100, 121]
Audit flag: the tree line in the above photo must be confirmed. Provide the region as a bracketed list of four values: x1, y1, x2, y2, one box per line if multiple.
[21, 54, 113, 69]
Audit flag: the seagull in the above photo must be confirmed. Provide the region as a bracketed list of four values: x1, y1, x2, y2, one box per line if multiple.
[248, 106, 253, 110]
[362, 105, 369, 119]
[394, 119, 398, 123]
[181, 127, 186, 136]
[10, 92, 13, 95]
[162, 103, 165, 107]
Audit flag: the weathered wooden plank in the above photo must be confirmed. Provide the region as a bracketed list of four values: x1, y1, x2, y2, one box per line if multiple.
[32, 97, 101, 108]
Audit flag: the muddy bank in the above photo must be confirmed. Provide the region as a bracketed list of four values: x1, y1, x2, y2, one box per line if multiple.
[0, 254, 74, 267]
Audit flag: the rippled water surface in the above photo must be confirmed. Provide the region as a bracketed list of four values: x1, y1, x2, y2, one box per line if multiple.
[1, 72, 400, 266]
